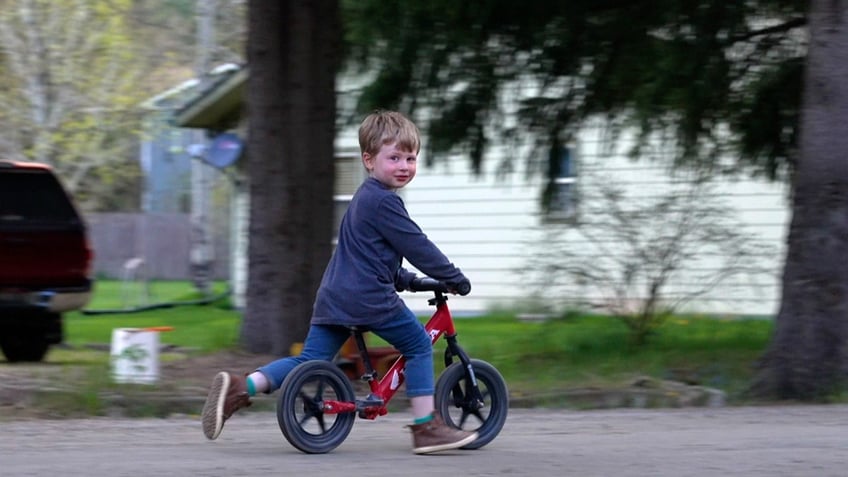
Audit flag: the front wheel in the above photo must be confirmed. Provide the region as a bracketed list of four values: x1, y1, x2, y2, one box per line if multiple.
[435, 359, 509, 449]
[277, 360, 356, 454]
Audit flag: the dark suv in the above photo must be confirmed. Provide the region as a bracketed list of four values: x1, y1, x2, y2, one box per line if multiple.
[0, 160, 93, 362]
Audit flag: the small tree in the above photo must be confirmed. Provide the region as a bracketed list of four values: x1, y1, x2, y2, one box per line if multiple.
[529, 171, 774, 346]
[0, 0, 148, 207]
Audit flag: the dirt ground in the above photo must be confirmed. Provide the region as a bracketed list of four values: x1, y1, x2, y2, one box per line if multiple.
[1, 345, 722, 419]
[0, 349, 281, 418]
[159, 349, 379, 396]
[158, 349, 284, 388]
[0, 347, 389, 419]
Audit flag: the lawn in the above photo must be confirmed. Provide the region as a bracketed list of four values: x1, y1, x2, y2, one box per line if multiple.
[66, 280, 237, 352]
[62, 280, 774, 403]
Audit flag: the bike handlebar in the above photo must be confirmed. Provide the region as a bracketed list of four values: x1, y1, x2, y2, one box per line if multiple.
[408, 277, 471, 296]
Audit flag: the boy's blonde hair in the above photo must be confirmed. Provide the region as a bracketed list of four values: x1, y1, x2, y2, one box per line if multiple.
[358, 110, 421, 156]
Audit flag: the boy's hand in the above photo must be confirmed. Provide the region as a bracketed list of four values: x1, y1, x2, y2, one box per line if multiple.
[447, 278, 471, 296]
[395, 267, 417, 292]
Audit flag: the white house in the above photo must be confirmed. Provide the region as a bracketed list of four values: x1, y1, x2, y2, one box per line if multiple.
[382, 123, 789, 318]
[173, 66, 789, 319]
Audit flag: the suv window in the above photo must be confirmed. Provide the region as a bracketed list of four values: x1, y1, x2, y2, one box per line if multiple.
[0, 171, 81, 223]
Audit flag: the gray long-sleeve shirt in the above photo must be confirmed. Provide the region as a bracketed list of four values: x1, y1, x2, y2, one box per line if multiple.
[312, 177, 466, 326]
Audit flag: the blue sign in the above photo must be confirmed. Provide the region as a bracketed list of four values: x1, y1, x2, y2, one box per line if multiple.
[206, 133, 243, 168]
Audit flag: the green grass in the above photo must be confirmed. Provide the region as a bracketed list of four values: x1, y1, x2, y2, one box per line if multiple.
[427, 313, 772, 402]
[65, 280, 238, 353]
[61, 280, 774, 404]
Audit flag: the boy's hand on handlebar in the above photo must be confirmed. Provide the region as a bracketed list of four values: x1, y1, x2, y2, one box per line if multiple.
[394, 267, 418, 292]
[446, 278, 471, 296]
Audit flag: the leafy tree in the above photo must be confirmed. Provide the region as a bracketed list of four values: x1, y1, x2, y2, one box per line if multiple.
[0, 0, 245, 211]
[343, 0, 806, 178]
[0, 0, 148, 209]
[342, 0, 848, 399]
[126, 0, 246, 71]
[240, 0, 341, 355]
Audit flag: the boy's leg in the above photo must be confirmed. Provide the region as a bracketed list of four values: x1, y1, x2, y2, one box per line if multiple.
[201, 324, 349, 440]
[255, 325, 350, 391]
[370, 307, 435, 408]
[371, 307, 478, 454]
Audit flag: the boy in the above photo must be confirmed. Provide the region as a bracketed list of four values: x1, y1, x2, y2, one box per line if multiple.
[201, 110, 477, 454]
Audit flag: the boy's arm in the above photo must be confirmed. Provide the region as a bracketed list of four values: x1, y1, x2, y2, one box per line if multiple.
[377, 195, 469, 286]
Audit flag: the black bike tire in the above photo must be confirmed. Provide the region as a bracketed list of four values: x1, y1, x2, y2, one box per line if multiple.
[434, 359, 509, 449]
[276, 360, 356, 454]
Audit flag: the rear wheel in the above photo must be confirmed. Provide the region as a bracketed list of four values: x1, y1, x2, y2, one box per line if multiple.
[435, 359, 509, 449]
[277, 360, 356, 454]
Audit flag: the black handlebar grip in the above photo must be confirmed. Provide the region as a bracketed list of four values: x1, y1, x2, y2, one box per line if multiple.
[455, 280, 471, 296]
[408, 277, 471, 295]
[409, 277, 440, 292]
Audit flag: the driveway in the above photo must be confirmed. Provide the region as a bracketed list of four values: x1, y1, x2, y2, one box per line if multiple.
[2, 406, 846, 476]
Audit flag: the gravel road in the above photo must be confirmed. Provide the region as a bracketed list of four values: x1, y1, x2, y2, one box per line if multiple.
[2, 405, 847, 476]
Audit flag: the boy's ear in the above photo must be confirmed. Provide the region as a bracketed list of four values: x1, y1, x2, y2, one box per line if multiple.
[362, 152, 373, 171]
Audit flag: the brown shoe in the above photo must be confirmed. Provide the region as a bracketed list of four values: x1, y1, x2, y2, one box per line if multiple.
[408, 413, 478, 454]
[201, 371, 252, 440]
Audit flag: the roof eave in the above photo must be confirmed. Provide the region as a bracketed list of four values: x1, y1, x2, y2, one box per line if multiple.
[172, 68, 248, 129]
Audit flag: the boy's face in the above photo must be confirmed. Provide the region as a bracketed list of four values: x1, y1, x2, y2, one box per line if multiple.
[363, 142, 417, 190]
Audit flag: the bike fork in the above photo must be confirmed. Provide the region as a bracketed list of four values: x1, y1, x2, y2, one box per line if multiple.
[443, 334, 485, 409]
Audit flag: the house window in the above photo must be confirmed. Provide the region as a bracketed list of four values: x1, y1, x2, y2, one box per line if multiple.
[333, 154, 365, 240]
[545, 146, 577, 222]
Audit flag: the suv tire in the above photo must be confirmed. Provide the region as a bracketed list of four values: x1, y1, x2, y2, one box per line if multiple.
[0, 331, 49, 362]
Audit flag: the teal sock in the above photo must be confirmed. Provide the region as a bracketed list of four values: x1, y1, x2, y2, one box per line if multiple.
[413, 414, 434, 425]
[246, 376, 256, 396]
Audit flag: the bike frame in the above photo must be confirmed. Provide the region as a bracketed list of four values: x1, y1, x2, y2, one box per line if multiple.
[322, 291, 478, 419]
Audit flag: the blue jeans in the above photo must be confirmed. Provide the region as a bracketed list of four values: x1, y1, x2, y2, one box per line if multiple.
[257, 306, 434, 397]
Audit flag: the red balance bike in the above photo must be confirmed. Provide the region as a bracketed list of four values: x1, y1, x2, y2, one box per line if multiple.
[276, 277, 509, 454]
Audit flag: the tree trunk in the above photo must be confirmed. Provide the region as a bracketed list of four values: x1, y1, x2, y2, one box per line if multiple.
[241, 0, 340, 355]
[752, 0, 848, 399]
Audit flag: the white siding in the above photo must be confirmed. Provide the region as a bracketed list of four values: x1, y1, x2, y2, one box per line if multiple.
[233, 110, 789, 318]
[227, 69, 790, 318]
[368, 125, 792, 318]
[398, 163, 544, 315]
